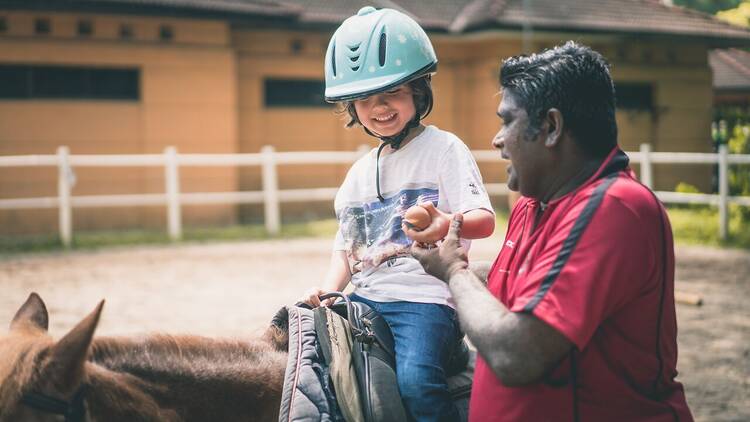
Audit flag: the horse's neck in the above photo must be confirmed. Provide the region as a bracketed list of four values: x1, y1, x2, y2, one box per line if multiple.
[84, 335, 287, 422]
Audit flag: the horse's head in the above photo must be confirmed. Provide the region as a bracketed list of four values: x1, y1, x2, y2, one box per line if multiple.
[0, 293, 103, 422]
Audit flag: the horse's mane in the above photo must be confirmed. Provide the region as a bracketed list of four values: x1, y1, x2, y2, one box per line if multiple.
[88, 334, 287, 419]
[91, 334, 286, 378]
[1, 330, 288, 421]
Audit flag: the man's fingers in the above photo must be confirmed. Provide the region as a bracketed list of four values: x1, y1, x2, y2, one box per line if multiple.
[410, 242, 428, 260]
[445, 213, 463, 242]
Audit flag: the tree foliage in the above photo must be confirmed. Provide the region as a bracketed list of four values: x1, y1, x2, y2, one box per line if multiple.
[672, 0, 741, 15]
[716, 1, 750, 27]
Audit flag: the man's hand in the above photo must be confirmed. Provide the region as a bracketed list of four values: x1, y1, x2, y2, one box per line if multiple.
[411, 213, 468, 282]
[402, 202, 451, 244]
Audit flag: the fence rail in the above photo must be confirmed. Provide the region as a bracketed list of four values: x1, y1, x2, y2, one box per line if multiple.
[0, 144, 747, 247]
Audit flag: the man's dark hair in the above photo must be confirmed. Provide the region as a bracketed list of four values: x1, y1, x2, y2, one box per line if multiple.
[500, 41, 618, 158]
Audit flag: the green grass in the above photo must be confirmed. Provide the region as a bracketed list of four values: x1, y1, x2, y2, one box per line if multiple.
[0, 219, 340, 255]
[0, 207, 745, 255]
[666, 205, 750, 249]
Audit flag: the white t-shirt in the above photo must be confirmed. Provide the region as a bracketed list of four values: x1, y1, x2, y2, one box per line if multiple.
[333, 125, 493, 307]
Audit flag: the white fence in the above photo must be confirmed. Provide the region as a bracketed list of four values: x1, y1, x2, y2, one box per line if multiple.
[0, 144, 748, 247]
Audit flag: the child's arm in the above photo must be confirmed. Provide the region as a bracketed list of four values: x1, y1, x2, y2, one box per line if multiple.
[299, 250, 351, 307]
[403, 203, 494, 243]
[457, 208, 495, 239]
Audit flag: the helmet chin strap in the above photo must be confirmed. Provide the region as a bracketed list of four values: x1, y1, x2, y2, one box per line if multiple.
[365, 116, 421, 202]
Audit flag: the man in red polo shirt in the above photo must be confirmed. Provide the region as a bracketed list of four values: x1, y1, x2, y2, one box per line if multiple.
[412, 42, 693, 421]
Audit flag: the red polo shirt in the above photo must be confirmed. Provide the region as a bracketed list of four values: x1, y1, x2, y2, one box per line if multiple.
[470, 148, 693, 421]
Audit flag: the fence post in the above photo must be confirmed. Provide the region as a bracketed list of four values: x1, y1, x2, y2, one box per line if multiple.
[261, 145, 280, 235]
[164, 146, 182, 241]
[718, 144, 729, 240]
[639, 143, 653, 189]
[57, 146, 73, 248]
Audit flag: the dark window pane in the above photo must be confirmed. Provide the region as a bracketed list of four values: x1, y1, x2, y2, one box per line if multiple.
[34, 18, 50, 35]
[159, 25, 173, 41]
[77, 20, 93, 36]
[0, 65, 29, 98]
[32, 67, 88, 98]
[0, 17, 8, 33]
[265, 79, 327, 107]
[616, 82, 653, 111]
[90, 68, 139, 99]
[0, 65, 139, 100]
[119, 24, 133, 39]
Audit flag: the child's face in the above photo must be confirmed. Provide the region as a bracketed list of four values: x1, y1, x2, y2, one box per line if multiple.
[353, 84, 416, 137]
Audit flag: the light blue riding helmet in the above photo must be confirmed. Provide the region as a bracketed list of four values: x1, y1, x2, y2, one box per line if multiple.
[324, 6, 437, 102]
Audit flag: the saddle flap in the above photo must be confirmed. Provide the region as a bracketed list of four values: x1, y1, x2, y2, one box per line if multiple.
[330, 300, 396, 363]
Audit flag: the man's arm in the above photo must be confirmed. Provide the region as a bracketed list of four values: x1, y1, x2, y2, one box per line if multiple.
[468, 260, 492, 285]
[413, 214, 572, 386]
[447, 268, 571, 386]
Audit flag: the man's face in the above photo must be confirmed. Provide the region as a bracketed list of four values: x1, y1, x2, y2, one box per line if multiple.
[492, 91, 546, 198]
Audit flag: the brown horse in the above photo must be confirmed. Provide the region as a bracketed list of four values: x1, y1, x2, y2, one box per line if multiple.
[0, 293, 290, 422]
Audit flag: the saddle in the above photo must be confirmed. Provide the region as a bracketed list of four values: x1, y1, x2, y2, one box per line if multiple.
[318, 292, 407, 422]
[273, 295, 473, 422]
[317, 293, 471, 422]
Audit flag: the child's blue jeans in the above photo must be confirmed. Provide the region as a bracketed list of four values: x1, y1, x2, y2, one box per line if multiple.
[350, 293, 461, 422]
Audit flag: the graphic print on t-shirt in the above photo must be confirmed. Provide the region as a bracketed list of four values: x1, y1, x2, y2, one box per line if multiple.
[338, 187, 438, 274]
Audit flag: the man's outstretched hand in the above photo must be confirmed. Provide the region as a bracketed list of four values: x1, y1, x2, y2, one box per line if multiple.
[411, 213, 469, 283]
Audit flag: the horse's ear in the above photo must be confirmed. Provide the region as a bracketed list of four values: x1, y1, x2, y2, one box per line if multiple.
[44, 300, 104, 389]
[10, 292, 49, 332]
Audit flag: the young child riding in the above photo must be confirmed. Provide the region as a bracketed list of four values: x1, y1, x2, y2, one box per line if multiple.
[300, 6, 495, 422]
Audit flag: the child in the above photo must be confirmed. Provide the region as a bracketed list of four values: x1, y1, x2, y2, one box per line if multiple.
[301, 6, 495, 422]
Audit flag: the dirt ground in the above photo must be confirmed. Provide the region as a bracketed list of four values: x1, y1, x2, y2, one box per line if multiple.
[0, 234, 748, 422]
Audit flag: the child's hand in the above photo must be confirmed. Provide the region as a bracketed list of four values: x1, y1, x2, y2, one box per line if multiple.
[402, 202, 451, 244]
[298, 287, 337, 308]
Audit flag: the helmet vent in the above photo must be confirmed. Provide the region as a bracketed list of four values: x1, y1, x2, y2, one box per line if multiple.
[348, 43, 361, 52]
[378, 32, 387, 67]
[331, 43, 337, 77]
[351, 65, 360, 71]
[349, 55, 360, 63]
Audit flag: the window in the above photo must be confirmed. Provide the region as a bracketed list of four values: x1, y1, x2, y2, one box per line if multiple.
[615, 82, 653, 111]
[77, 20, 93, 37]
[0, 65, 140, 100]
[264, 79, 327, 107]
[159, 25, 173, 41]
[119, 24, 133, 39]
[34, 18, 50, 35]
[0, 17, 7, 33]
[0, 66, 27, 98]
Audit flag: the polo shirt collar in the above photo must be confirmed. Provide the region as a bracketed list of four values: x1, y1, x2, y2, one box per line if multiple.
[531, 146, 630, 209]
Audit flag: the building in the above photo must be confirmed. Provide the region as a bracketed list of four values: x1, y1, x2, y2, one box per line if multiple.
[710, 48, 750, 107]
[2, 0, 749, 235]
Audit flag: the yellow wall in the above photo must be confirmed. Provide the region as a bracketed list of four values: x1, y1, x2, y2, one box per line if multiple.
[0, 11, 238, 234]
[0, 11, 717, 235]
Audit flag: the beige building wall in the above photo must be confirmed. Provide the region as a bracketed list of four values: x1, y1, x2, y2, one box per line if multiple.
[0, 11, 717, 235]
[0, 11, 238, 235]
[234, 29, 374, 222]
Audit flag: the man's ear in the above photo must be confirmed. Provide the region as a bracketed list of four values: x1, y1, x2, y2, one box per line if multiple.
[544, 108, 564, 148]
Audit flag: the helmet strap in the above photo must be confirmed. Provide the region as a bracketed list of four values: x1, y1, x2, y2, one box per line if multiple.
[371, 115, 422, 202]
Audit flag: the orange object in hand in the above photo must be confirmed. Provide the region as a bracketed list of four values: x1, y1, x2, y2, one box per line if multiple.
[403, 205, 432, 231]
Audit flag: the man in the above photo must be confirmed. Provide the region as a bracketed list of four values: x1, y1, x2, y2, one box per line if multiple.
[412, 42, 693, 421]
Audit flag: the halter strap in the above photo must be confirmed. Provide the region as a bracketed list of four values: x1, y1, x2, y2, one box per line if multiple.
[22, 388, 86, 422]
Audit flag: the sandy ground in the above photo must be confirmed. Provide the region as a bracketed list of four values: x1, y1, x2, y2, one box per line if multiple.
[0, 234, 748, 422]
